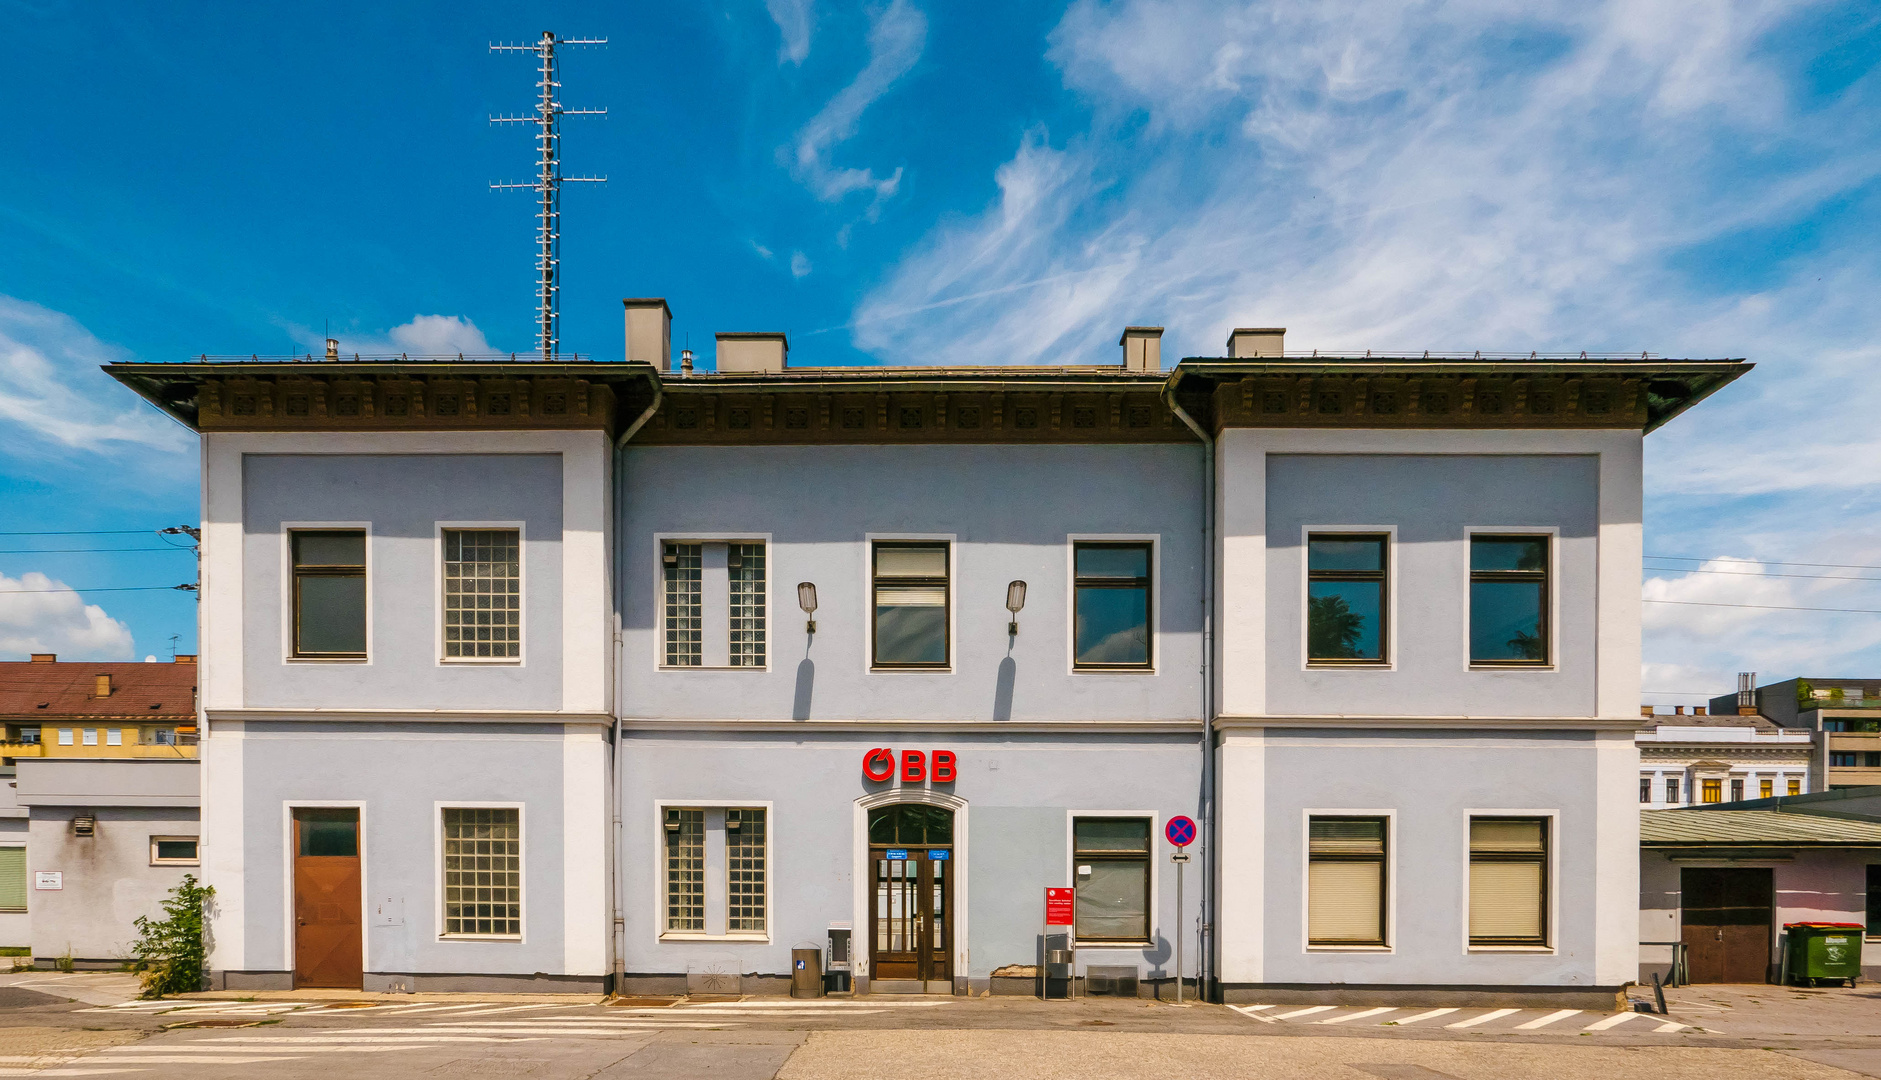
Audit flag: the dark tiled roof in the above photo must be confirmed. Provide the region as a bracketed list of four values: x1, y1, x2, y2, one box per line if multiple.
[0, 662, 196, 720]
[1642, 809, 1881, 846]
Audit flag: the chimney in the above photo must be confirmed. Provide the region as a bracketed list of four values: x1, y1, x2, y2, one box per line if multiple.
[1736, 671, 1757, 715]
[30, 654, 55, 663]
[94, 674, 112, 698]
[715, 332, 788, 374]
[325, 337, 339, 361]
[1226, 327, 1286, 358]
[173, 654, 197, 665]
[623, 298, 673, 371]
[1119, 327, 1163, 371]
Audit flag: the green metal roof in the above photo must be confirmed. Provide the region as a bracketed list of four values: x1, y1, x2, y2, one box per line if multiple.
[1641, 809, 1881, 847]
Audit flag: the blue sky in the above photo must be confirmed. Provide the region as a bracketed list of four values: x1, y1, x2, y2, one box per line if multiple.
[2, 1, 1878, 706]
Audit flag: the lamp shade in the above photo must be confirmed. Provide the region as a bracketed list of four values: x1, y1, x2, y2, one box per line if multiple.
[1006, 580, 1027, 613]
[797, 581, 818, 615]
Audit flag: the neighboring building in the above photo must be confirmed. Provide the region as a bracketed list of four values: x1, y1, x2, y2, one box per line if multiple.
[1711, 676, 1881, 791]
[105, 306, 1748, 1000]
[1639, 790, 1881, 985]
[0, 655, 200, 965]
[1637, 708, 1812, 808]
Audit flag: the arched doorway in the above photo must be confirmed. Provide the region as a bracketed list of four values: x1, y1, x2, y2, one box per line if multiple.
[868, 803, 954, 993]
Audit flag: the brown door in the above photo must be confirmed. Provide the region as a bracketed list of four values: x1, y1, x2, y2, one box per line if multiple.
[293, 808, 362, 989]
[870, 849, 952, 988]
[1682, 868, 1773, 983]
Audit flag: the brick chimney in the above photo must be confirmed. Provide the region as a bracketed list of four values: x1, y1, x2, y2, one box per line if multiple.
[94, 674, 112, 698]
[30, 654, 55, 663]
[173, 654, 197, 664]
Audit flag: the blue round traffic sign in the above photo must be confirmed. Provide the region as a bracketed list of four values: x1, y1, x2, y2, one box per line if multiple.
[1165, 815, 1196, 847]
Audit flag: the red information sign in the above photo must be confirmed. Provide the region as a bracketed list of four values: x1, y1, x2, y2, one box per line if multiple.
[1045, 887, 1075, 926]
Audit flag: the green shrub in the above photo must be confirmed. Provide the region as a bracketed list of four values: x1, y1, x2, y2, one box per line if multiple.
[131, 875, 213, 998]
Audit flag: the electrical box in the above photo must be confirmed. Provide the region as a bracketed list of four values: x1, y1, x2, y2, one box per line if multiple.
[827, 926, 851, 971]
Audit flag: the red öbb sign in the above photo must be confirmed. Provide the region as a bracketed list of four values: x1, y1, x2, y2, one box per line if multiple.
[863, 748, 957, 783]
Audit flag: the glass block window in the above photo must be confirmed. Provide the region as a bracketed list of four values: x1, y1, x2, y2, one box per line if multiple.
[726, 808, 767, 932]
[442, 808, 522, 936]
[664, 808, 705, 931]
[443, 529, 521, 659]
[663, 543, 703, 666]
[730, 544, 767, 667]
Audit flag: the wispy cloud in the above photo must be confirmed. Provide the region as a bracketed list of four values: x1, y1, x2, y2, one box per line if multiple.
[785, 0, 926, 210]
[292, 314, 499, 358]
[0, 571, 135, 661]
[767, 0, 814, 65]
[790, 251, 814, 278]
[0, 295, 190, 456]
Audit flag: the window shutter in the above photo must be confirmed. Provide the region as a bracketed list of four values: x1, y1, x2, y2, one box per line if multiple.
[0, 848, 26, 911]
[1308, 860, 1382, 942]
[1469, 860, 1544, 940]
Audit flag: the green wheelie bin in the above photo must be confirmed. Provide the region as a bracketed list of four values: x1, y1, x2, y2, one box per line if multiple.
[1783, 923, 1864, 987]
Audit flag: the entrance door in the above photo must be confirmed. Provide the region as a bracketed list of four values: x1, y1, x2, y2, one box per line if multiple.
[293, 808, 363, 989]
[868, 803, 954, 993]
[1681, 868, 1773, 983]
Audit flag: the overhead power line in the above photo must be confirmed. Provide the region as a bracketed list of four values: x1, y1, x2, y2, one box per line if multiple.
[0, 547, 198, 555]
[1644, 564, 1881, 582]
[1645, 554, 1881, 572]
[0, 529, 173, 536]
[1645, 599, 1881, 615]
[0, 585, 195, 595]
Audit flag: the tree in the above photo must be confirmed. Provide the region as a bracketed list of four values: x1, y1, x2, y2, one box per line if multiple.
[1308, 594, 1366, 659]
[1507, 630, 1545, 661]
[132, 875, 213, 998]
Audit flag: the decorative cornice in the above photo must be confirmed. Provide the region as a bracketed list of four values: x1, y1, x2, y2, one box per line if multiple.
[205, 709, 613, 726]
[617, 717, 1202, 734]
[1215, 714, 1644, 731]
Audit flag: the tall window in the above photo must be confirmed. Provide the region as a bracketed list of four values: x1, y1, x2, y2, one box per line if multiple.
[1072, 818, 1150, 943]
[1468, 818, 1549, 946]
[1702, 779, 1723, 803]
[873, 542, 949, 667]
[1307, 535, 1386, 663]
[1307, 817, 1387, 946]
[442, 529, 521, 659]
[0, 847, 23, 913]
[729, 544, 767, 667]
[663, 808, 705, 931]
[726, 808, 767, 932]
[442, 808, 522, 937]
[1469, 535, 1549, 664]
[1789, 777, 1803, 796]
[291, 530, 366, 657]
[663, 543, 703, 666]
[1073, 542, 1152, 668]
[1731, 778, 1744, 802]
[1639, 778, 1651, 804]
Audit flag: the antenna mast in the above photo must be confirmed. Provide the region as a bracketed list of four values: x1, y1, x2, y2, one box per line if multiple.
[491, 31, 607, 361]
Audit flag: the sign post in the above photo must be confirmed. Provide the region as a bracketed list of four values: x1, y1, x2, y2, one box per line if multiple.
[1044, 887, 1075, 1000]
[1165, 815, 1196, 1004]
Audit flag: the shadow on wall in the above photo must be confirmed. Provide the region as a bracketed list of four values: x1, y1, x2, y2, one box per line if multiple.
[793, 659, 814, 721]
[993, 657, 1015, 722]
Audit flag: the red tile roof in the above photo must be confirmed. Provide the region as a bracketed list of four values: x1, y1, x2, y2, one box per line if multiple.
[0, 661, 197, 720]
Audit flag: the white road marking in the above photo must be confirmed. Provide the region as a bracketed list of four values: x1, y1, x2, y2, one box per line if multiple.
[437, 1003, 573, 1015]
[131, 1037, 543, 1046]
[1446, 1008, 1519, 1029]
[1389, 1008, 1459, 1025]
[86, 1055, 299, 1064]
[1514, 1009, 1582, 1030]
[1316, 1007, 1396, 1025]
[1652, 1020, 1688, 1033]
[1272, 1005, 1338, 1020]
[1582, 1012, 1642, 1031]
[1228, 1005, 1278, 1024]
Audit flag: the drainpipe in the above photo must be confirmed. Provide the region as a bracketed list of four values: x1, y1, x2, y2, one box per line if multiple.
[609, 368, 663, 991]
[1162, 372, 1214, 1001]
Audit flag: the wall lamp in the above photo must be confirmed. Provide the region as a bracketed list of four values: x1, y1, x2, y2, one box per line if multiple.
[797, 582, 818, 633]
[1005, 580, 1027, 636]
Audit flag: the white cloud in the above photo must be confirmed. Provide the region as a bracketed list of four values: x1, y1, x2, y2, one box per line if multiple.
[790, 251, 813, 278]
[785, 0, 925, 210]
[767, 0, 814, 65]
[0, 295, 191, 456]
[0, 572, 135, 661]
[301, 315, 499, 359]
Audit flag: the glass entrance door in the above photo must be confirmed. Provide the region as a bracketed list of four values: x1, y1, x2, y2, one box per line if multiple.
[868, 804, 954, 992]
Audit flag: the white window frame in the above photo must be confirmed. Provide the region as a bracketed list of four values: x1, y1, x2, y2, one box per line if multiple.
[1299, 525, 1398, 671]
[280, 521, 374, 665]
[106, 729, 122, 746]
[652, 533, 774, 672]
[434, 521, 528, 666]
[435, 801, 527, 942]
[81, 729, 97, 746]
[1065, 534, 1161, 676]
[1063, 809, 1159, 949]
[864, 533, 956, 674]
[150, 835, 201, 866]
[0, 842, 26, 913]
[1300, 808, 1397, 953]
[651, 798, 774, 943]
[57, 729, 73, 746]
[1461, 808, 1559, 953]
[1462, 526, 1560, 672]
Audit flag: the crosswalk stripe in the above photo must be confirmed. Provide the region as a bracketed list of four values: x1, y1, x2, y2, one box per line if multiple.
[1272, 1005, 1337, 1020]
[442, 1004, 573, 1015]
[1316, 1007, 1396, 1025]
[1514, 1009, 1582, 1030]
[1652, 1020, 1687, 1033]
[1445, 1008, 1518, 1029]
[1228, 1006, 1278, 1024]
[1582, 1012, 1641, 1031]
[1390, 1008, 1459, 1025]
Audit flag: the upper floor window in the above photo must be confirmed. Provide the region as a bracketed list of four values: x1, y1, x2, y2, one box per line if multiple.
[1307, 534, 1387, 664]
[873, 542, 949, 668]
[1469, 535, 1549, 665]
[663, 543, 703, 666]
[662, 541, 766, 668]
[1073, 543, 1152, 669]
[442, 529, 521, 660]
[729, 543, 766, 667]
[1639, 778, 1651, 803]
[292, 530, 366, 658]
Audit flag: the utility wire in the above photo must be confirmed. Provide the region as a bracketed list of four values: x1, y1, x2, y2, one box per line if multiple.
[1644, 599, 1881, 615]
[0, 529, 174, 536]
[1645, 554, 1881, 572]
[1644, 565, 1881, 582]
[0, 585, 194, 594]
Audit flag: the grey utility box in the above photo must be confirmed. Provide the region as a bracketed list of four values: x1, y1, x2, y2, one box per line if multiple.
[792, 948, 823, 998]
[1086, 965, 1140, 997]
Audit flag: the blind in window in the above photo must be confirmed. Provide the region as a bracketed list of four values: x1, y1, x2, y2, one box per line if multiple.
[1469, 860, 1545, 940]
[0, 848, 23, 911]
[1307, 860, 1383, 943]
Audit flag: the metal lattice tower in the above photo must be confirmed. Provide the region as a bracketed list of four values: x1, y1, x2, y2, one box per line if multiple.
[491, 31, 607, 361]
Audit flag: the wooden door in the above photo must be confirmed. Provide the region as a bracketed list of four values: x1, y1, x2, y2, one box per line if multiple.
[870, 850, 952, 987]
[293, 808, 362, 989]
[1682, 868, 1773, 983]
